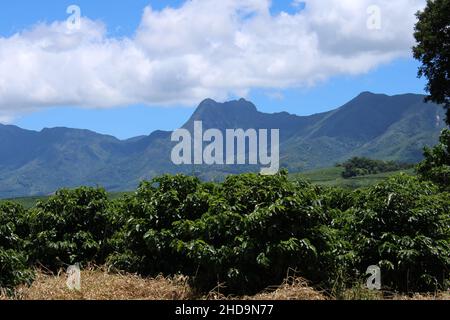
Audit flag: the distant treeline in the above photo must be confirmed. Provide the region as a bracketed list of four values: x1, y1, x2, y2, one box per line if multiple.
[338, 157, 414, 179]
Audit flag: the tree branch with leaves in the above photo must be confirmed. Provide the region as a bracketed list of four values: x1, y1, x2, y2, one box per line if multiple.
[413, 0, 450, 125]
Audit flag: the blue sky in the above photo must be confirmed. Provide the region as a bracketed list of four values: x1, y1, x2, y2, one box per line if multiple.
[0, 0, 427, 139]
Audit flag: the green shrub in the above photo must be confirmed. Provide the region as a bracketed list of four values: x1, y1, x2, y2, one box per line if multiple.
[26, 187, 112, 269]
[0, 202, 34, 291]
[349, 174, 450, 292]
[108, 171, 342, 294]
[107, 175, 206, 275]
[2, 170, 448, 296]
[107, 172, 450, 294]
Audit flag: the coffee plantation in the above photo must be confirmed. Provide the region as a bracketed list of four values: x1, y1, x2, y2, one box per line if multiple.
[1, 169, 448, 296]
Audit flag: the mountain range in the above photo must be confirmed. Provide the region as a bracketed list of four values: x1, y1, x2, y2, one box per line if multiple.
[0, 92, 446, 198]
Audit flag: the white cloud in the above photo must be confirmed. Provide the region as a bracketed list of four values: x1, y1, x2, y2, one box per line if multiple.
[0, 0, 426, 121]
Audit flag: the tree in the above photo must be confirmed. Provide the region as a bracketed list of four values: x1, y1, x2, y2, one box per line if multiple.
[341, 157, 412, 179]
[417, 129, 450, 191]
[413, 0, 450, 125]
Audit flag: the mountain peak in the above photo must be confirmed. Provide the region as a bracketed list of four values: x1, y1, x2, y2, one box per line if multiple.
[197, 97, 255, 108]
[193, 98, 257, 116]
[356, 91, 381, 99]
[199, 98, 218, 106]
[345, 91, 389, 106]
[183, 98, 259, 129]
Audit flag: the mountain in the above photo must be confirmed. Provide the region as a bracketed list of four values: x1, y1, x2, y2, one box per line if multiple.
[281, 92, 446, 170]
[0, 92, 446, 198]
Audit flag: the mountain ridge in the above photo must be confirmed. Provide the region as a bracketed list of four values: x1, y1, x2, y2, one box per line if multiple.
[0, 92, 446, 198]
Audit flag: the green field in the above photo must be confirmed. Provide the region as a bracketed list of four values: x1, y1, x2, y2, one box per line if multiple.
[3, 168, 416, 209]
[2, 191, 133, 209]
[3, 196, 48, 209]
[291, 166, 416, 188]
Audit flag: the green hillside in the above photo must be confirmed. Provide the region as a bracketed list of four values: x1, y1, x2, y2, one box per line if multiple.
[0, 93, 445, 198]
[6, 167, 415, 209]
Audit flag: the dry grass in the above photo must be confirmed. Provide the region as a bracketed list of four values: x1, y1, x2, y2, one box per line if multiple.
[391, 292, 450, 300]
[203, 276, 326, 300]
[247, 277, 327, 300]
[2, 269, 326, 301]
[2, 268, 194, 300]
[2, 268, 448, 301]
[340, 286, 450, 301]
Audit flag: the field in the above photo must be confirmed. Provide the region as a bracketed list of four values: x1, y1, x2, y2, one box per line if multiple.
[4, 196, 47, 209]
[291, 167, 416, 189]
[3, 167, 415, 209]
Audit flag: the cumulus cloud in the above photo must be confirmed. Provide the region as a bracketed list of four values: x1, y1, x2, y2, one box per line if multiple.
[0, 0, 426, 121]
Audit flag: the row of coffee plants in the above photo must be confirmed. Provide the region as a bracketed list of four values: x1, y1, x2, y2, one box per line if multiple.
[1, 171, 448, 295]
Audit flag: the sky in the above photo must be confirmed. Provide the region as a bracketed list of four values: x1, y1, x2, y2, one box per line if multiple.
[0, 0, 428, 139]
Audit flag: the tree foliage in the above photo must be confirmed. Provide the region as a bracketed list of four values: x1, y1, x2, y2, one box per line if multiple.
[340, 157, 412, 179]
[417, 129, 450, 191]
[413, 0, 450, 124]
